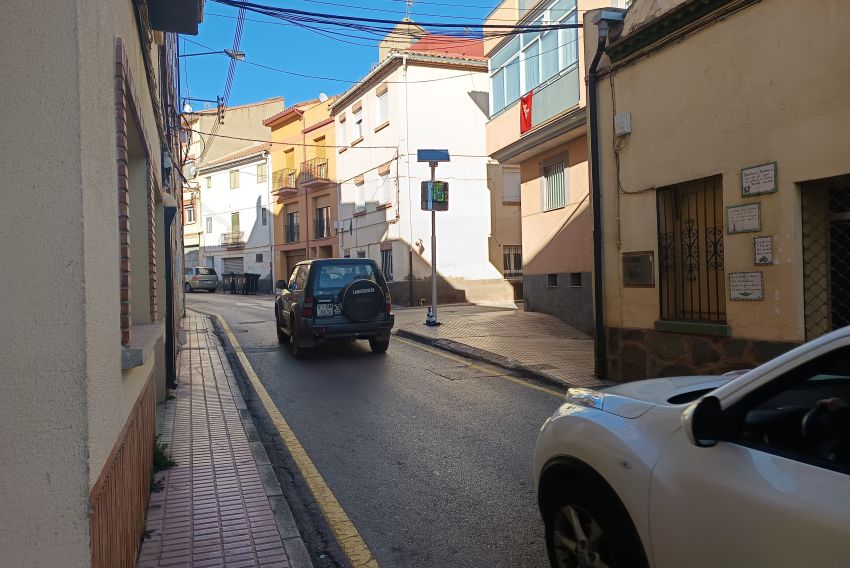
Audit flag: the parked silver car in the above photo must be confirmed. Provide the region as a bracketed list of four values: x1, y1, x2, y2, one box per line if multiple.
[184, 267, 218, 292]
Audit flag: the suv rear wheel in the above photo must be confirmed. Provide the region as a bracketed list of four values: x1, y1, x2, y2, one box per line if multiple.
[369, 338, 389, 354]
[275, 311, 289, 344]
[290, 318, 310, 359]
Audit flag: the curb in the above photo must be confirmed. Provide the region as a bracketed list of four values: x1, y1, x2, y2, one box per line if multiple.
[394, 328, 595, 391]
[202, 311, 315, 568]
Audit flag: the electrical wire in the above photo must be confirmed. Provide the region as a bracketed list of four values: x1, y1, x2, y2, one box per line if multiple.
[188, 128, 400, 150]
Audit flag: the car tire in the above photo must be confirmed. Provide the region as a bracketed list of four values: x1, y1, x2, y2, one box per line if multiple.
[276, 313, 289, 344]
[184, 283, 192, 293]
[369, 338, 389, 354]
[543, 478, 648, 568]
[290, 318, 309, 359]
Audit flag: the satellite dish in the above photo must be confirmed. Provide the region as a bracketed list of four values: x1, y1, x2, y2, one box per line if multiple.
[183, 102, 193, 113]
[319, 92, 328, 102]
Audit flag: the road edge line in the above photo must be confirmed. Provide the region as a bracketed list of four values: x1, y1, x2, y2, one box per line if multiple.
[210, 310, 380, 568]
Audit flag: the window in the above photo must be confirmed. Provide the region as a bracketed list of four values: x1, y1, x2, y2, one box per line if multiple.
[543, 161, 566, 211]
[185, 205, 196, 224]
[205, 176, 211, 189]
[488, 0, 579, 116]
[230, 212, 240, 233]
[230, 169, 239, 189]
[376, 90, 389, 124]
[357, 250, 366, 259]
[657, 175, 725, 322]
[503, 245, 522, 277]
[353, 108, 363, 140]
[339, 116, 347, 146]
[354, 180, 366, 213]
[379, 173, 393, 204]
[314, 262, 378, 294]
[381, 249, 394, 281]
[284, 149, 295, 169]
[731, 347, 850, 470]
[503, 168, 521, 203]
[569, 272, 582, 287]
[206, 216, 212, 234]
[315, 206, 331, 239]
[256, 253, 264, 263]
[286, 211, 299, 243]
[547, 273, 558, 287]
[261, 207, 268, 226]
[257, 163, 267, 183]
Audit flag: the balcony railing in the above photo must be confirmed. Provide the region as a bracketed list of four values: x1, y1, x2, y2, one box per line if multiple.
[272, 168, 297, 191]
[300, 157, 329, 187]
[221, 231, 245, 248]
[314, 215, 332, 239]
[285, 224, 300, 244]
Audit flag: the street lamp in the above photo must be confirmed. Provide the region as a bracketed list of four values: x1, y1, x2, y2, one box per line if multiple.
[179, 49, 245, 61]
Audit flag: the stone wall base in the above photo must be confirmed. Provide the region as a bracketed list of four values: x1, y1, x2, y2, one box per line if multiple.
[524, 272, 594, 336]
[606, 326, 799, 381]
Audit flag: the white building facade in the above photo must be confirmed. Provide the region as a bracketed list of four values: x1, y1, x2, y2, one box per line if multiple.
[331, 41, 515, 305]
[188, 143, 275, 288]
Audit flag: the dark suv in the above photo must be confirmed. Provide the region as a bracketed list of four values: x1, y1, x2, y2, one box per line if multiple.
[274, 258, 394, 358]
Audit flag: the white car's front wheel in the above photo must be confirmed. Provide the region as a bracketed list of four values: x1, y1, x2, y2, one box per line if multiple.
[544, 482, 647, 568]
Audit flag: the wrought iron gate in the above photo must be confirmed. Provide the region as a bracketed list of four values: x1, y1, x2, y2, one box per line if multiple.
[802, 179, 850, 340]
[657, 175, 726, 322]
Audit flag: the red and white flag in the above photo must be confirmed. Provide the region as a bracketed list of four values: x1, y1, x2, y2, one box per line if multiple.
[520, 90, 533, 134]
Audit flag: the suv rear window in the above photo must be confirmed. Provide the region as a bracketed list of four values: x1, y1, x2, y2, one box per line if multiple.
[313, 263, 377, 295]
[197, 268, 216, 275]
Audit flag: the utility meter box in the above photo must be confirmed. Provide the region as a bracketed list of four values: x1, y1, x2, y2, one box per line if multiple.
[421, 181, 449, 211]
[614, 111, 632, 137]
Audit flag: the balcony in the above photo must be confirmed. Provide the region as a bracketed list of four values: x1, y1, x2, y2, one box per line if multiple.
[221, 231, 245, 249]
[272, 168, 298, 203]
[285, 224, 300, 244]
[300, 157, 330, 188]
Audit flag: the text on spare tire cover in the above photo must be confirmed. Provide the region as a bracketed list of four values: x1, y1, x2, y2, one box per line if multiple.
[352, 288, 376, 295]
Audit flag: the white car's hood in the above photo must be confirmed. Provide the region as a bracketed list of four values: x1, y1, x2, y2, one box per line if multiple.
[598, 375, 733, 418]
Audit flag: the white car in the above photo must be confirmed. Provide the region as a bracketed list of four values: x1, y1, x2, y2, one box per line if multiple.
[534, 327, 850, 568]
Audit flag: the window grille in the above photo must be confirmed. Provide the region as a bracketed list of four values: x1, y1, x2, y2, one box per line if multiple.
[503, 245, 522, 277]
[656, 175, 725, 322]
[543, 161, 566, 211]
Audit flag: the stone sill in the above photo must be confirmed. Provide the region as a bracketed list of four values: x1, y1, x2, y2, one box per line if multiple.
[350, 136, 364, 147]
[338, 146, 348, 154]
[122, 321, 164, 369]
[654, 320, 731, 338]
[376, 202, 392, 210]
[373, 121, 390, 133]
[353, 210, 367, 217]
[502, 200, 521, 206]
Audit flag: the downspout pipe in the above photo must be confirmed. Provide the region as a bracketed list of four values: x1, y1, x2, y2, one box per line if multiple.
[589, 11, 623, 380]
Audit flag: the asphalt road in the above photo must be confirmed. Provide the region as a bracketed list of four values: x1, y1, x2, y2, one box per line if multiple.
[187, 292, 563, 568]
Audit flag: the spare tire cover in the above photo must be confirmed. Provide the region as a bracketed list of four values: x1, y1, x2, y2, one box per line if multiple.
[341, 279, 384, 322]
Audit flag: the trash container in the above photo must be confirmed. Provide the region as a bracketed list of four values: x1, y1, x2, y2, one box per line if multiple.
[243, 273, 260, 295]
[223, 272, 238, 294]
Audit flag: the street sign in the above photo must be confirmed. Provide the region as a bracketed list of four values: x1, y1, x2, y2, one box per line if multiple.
[417, 149, 450, 163]
[421, 181, 449, 211]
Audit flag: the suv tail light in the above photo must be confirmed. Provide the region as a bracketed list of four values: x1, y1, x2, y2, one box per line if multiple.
[303, 295, 314, 318]
[191, 275, 200, 280]
[385, 292, 392, 314]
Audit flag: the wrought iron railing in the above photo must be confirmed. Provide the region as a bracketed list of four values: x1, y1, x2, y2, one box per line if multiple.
[285, 224, 300, 244]
[221, 231, 245, 248]
[301, 157, 329, 185]
[272, 168, 297, 191]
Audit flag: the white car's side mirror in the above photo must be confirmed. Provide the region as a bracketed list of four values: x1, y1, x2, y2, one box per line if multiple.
[683, 395, 723, 448]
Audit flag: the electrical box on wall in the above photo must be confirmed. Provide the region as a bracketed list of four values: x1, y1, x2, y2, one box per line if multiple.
[614, 112, 631, 137]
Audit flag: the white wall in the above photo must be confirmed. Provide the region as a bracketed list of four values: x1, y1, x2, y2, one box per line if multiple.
[336, 60, 499, 284]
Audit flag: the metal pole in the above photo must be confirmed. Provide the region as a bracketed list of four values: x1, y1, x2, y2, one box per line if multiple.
[430, 162, 438, 324]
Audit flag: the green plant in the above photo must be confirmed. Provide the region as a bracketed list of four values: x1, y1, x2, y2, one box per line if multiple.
[153, 435, 175, 472]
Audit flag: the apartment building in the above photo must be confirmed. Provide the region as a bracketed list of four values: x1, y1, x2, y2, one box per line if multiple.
[331, 33, 516, 305]
[265, 97, 341, 280]
[484, 0, 628, 333]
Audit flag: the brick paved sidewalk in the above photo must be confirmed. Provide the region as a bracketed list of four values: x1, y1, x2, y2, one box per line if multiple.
[137, 312, 293, 568]
[395, 306, 602, 388]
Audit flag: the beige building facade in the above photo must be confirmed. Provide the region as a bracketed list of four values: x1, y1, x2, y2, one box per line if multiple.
[589, 0, 850, 380]
[0, 0, 199, 565]
[485, 0, 626, 333]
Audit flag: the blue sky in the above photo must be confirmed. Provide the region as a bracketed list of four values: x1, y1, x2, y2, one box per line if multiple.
[181, 0, 505, 110]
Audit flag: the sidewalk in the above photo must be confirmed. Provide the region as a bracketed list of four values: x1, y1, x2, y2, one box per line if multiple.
[394, 305, 603, 388]
[137, 312, 305, 568]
